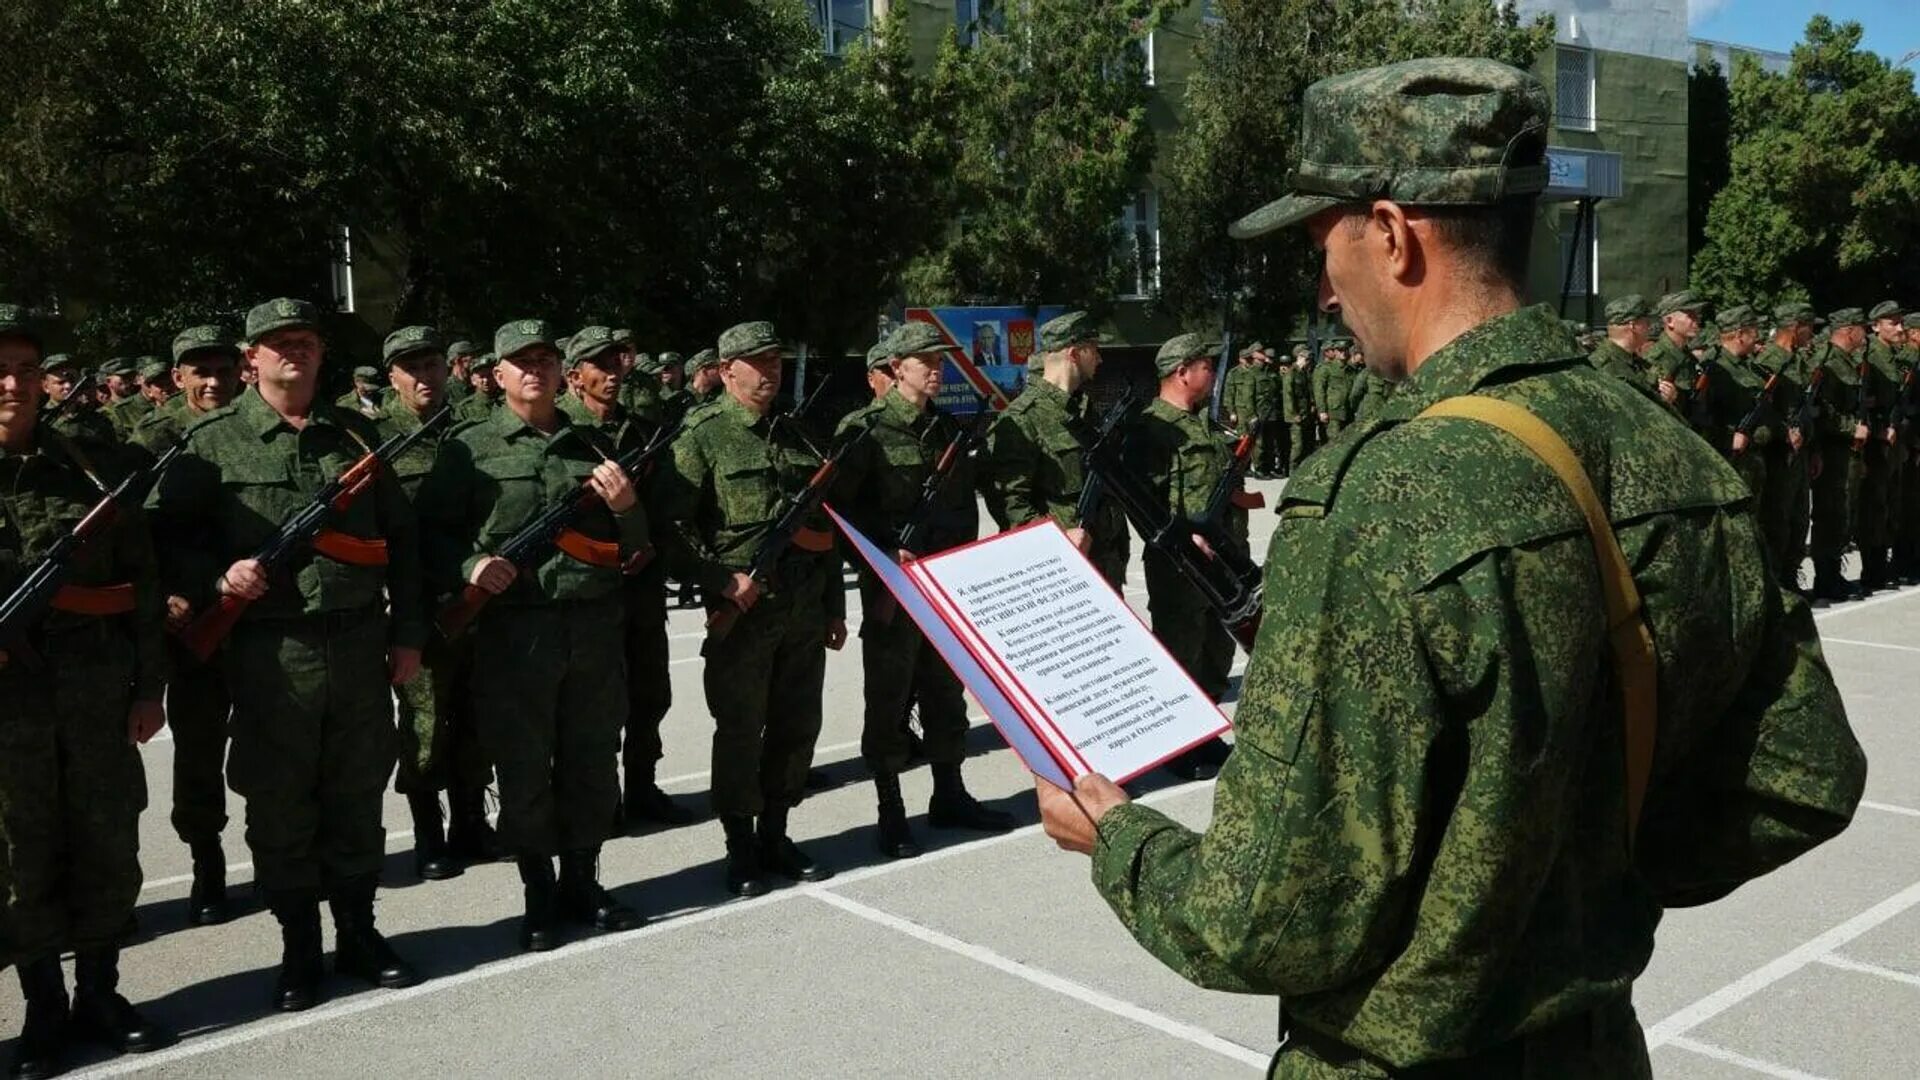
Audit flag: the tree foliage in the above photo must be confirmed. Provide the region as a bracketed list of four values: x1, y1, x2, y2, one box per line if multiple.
[1157, 0, 1554, 335]
[1692, 17, 1920, 309]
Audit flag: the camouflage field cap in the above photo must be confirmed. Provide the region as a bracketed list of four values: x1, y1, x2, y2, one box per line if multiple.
[172, 324, 239, 365]
[718, 321, 781, 361]
[42, 353, 76, 372]
[864, 341, 893, 371]
[1717, 304, 1761, 332]
[1906, 313, 1920, 331]
[1038, 310, 1102, 352]
[245, 297, 319, 343]
[1869, 300, 1906, 323]
[352, 365, 381, 382]
[1604, 294, 1650, 324]
[98, 356, 135, 377]
[0, 303, 38, 349]
[1827, 307, 1867, 329]
[654, 351, 681, 374]
[686, 348, 719, 377]
[1293, 344, 1311, 360]
[886, 321, 959, 360]
[1154, 333, 1217, 378]
[1654, 290, 1710, 318]
[1237, 340, 1267, 360]
[494, 318, 559, 361]
[1773, 301, 1816, 325]
[470, 352, 497, 373]
[565, 325, 621, 367]
[136, 356, 170, 381]
[446, 339, 478, 359]
[1229, 58, 1549, 239]
[610, 328, 635, 347]
[1027, 348, 1046, 376]
[382, 325, 442, 365]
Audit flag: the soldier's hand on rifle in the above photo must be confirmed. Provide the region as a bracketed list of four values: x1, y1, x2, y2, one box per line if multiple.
[1788, 427, 1805, 452]
[389, 646, 421, 686]
[470, 555, 518, 595]
[165, 594, 194, 634]
[1065, 526, 1092, 554]
[588, 460, 636, 513]
[1732, 431, 1750, 455]
[1657, 378, 1679, 405]
[1318, 411, 1330, 424]
[127, 700, 165, 745]
[1885, 426, 1898, 447]
[722, 571, 761, 612]
[217, 559, 270, 601]
[1191, 533, 1215, 559]
[1853, 422, 1870, 451]
[825, 617, 848, 651]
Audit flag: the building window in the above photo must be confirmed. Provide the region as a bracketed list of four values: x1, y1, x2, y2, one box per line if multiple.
[811, 0, 869, 54]
[1555, 45, 1595, 132]
[1201, 1, 1223, 25]
[956, 0, 1001, 48]
[1559, 209, 1598, 297]
[1118, 188, 1160, 299]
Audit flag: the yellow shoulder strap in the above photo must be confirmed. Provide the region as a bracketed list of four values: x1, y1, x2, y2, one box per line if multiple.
[1416, 396, 1658, 850]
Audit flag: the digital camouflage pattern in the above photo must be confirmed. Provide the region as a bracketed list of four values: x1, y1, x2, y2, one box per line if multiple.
[1749, 338, 1814, 578]
[1310, 356, 1355, 433]
[1089, 305, 1864, 1077]
[983, 378, 1128, 585]
[1808, 337, 1864, 562]
[245, 297, 318, 343]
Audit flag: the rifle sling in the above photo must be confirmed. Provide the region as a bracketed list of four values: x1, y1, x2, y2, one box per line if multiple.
[49, 582, 136, 616]
[553, 528, 623, 569]
[311, 529, 390, 567]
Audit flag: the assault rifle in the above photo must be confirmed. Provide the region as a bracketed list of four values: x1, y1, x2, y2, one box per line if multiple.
[704, 425, 870, 646]
[437, 417, 683, 639]
[0, 441, 188, 667]
[1688, 360, 1715, 430]
[38, 369, 97, 425]
[867, 408, 993, 628]
[179, 404, 455, 660]
[1789, 366, 1825, 461]
[1197, 418, 1264, 534]
[1074, 389, 1138, 531]
[1730, 372, 1781, 458]
[1067, 403, 1264, 652]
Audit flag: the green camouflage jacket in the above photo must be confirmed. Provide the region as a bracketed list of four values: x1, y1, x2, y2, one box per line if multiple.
[105, 393, 155, 438]
[1310, 361, 1355, 421]
[1089, 304, 1863, 1073]
[982, 378, 1127, 565]
[1809, 341, 1863, 442]
[129, 393, 205, 455]
[1220, 365, 1257, 428]
[832, 388, 980, 556]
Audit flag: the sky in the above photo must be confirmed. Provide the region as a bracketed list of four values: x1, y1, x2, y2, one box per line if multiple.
[1689, 0, 1918, 64]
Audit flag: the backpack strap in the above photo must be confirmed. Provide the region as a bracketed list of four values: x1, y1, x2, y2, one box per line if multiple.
[1416, 395, 1657, 850]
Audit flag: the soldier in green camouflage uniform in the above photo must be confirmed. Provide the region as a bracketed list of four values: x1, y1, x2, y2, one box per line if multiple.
[1808, 308, 1871, 602]
[149, 298, 423, 1011]
[1646, 291, 1708, 415]
[1248, 344, 1281, 477]
[1219, 346, 1259, 436]
[1857, 300, 1908, 590]
[833, 321, 1014, 860]
[101, 357, 154, 438]
[1310, 339, 1356, 437]
[135, 356, 174, 412]
[443, 339, 477, 405]
[0, 305, 176, 1075]
[1690, 305, 1775, 499]
[128, 326, 245, 927]
[557, 326, 691, 828]
[336, 365, 385, 417]
[1033, 60, 1865, 1080]
[984, 311, 1130, 585]
[1346, 364, 1393, 426]
[418, 319, 646, 951]
[656, 322, 847, 897]
[1282, 345, 1314, 471]
[41, 354, 118, 445]
[1588, 295, 1659, 398]
[373, 325, 499, 881]
[456, 353, 501, 421]
[1751, 303, 1818, 587]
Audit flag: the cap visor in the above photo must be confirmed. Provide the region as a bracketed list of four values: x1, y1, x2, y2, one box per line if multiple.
[1228, 194, 1341, 240]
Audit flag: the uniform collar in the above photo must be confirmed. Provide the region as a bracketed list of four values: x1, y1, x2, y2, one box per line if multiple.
[236, 385, 345, 439]
[1381, 304, 1584, 421]
[489, 401, 575, 443]
[558, 391, 623, 429]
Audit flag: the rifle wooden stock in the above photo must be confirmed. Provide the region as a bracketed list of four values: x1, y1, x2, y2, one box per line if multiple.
[180, 593, 249, 662]
[434, 583, 494, 640]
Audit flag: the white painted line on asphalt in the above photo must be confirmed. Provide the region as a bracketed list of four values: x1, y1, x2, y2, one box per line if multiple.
[1645, 878, 1920, 1047]
[1818, 636, 1920, 654]
[1812, 584, 1920, 621]
[1664, 1036, 1830, 1080]
[93, 777, 1220, 1076]
[1861, 800, 1920, 819]
[807, 888, 1269, 1071]
[1815, 953, 1920, 990]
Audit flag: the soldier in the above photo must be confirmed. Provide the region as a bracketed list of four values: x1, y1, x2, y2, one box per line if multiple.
[1219, 344, 1259, 433]
[456, 353, 501, 421]
[1694, 305, 1774, 500]
[1646, 291, 1709, 414]
[863, 341, 895, 400]
[656, 322, 847, 896]
[1125, 332, 1242, 780]
[1588, 295, 1654, 390]
[0, 305, 175, 1075]
[684, 348, 725, 409]
[1248, 344, 1281, 477]
[337, 365, 385, 416]
[1750, 303, 1817, 587]
[444, 339, 477, 404]
[1034, 58, 1864, 1077]
[1347, 355, 1393, 427]
[1311, 338, 1356, 437]
[136, 357, 174, 409]
[557, 326, 691, 828]
[39, 354, 115, 444]
[101, 356, 150, 438]
[1858, 300, 1908, 590]
[98, 356, 137, 403]
[1808, 308, 1871, 603]
[1282, 344, 1314, 470]
[416, 319, 645, 949]
[984, 311, 1130, 585]
[148, 298, 423, 1010]
[130, 326, 244, 927]
[834, 322, 1014, 860]
[376, 325, 498, 880]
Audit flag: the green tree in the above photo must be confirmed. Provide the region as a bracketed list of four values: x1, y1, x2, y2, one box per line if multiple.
[1692, 17, 1920, 309]
[1688, 56, 1733, 262]
[1158, 0, 1553, 336]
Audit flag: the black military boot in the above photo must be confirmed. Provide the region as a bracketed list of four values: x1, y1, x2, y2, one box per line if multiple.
[720, 814, 768, 898]
[328, 876, 421, 989]
[9, 956, 69, 1080]
[1811, 557, 1851, 604]
[186, 840, 231, 927]
[70, 948, 174, 1055]
[406, 791, 463, 881]
[757, 807, 833, 883]
[558, 849, 644, 932]
[873, 772, 921, 859]
[624, 772, 695, 828]
[267, 889, 325, 1012]
[1862, 548, 1890, 594]
[446, 784, 505, 865]
[927, 763, 1016, 832]
[517, 856, 560, 952]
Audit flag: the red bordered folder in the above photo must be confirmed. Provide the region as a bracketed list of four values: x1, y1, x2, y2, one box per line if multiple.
[827, 507, 1231, 788]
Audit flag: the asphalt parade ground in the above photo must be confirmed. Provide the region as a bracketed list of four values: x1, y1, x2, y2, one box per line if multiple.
[4, 475, 1919, 1078]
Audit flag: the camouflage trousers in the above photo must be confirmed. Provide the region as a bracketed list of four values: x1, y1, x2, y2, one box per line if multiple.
[165, 640, 230, 848]
[858, 578, 968, 774]
[470, 597, 626, 857]
[1759, 446, 1812, 581]
[1287, 420, 1315, 470]
[393, 633, 492, 795]
[622, 567, 673, 785]
[702, 561, 830, 817]
[1268, 999, 1650, 1079]
[1809, 442, 1863, 561]
[1144, 553, 1236, 703]
[223, 608, 397, 892]
[0, 629, 146, 964]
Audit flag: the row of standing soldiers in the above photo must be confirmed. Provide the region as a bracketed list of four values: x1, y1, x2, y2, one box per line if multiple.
[1217, 338, 1394, 478]
[1585, 291, 1920, 603]
[0, 301, 1251, 1079]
